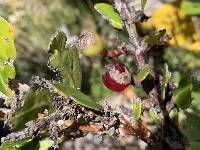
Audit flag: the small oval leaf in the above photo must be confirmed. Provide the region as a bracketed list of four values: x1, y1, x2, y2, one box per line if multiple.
[94, 3, 123, 29]
[161, 63, 171, 100]
[136, 64, 151, 81]
[141, 0, 148, 10]
[144, 30, 166, 46]
[149, 108, 160, 125]
[39, 140, 54, 150]
[133, 98, 142, 119]
[174, 76, 192, 110]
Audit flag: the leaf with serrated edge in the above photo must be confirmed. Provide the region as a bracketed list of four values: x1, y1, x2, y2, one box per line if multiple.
[136, 64, 151, 81]
[161, 63, 171, 100]
[175, 76, 192, 110]
[52, 82, 101, 111]
[48, 30, 82, 89]
[133, 98, 142, 119]
[94, 3, 123, 29]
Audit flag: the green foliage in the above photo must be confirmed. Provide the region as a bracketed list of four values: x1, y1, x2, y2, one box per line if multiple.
[178, 91, 200, 150]
[0, 17, 16, 95]
[48, 30, 82, 89]
[39, 140, 54, 150]
[94, 3, 123, 29]
[0, 139, 38, 150]
[149, 108, 160, 125]
[52, 82, 101, 111]
[174, 76, 192, 110]
[161, 63, 171, 100]
[0, 17, 16, 64]
[136, 64, 151, 81]
[141, 0, 148, 10]
[12, 89, 54, 130]
[181, 0, 200, 16]
[144, 30, 166, 46]
[0, 65, 15, 95]
[132, 98, 142, 120]
[48, 30, 101, 110]
[0, 139, 53, 150]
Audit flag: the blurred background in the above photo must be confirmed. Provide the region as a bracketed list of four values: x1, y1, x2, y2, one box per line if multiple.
[0, 0, 200, 149]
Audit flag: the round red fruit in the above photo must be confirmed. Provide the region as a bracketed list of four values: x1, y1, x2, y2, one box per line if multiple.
[102, 62, 131, 92]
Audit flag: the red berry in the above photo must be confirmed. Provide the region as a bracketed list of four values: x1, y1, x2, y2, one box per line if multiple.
[102, 62, 131, 92]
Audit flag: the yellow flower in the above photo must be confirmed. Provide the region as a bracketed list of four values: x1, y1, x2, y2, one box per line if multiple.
[190, 42, 200, 51]
[149, 4, 200, 51]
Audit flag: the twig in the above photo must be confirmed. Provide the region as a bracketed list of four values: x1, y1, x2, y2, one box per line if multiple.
[113, 0, 186, 149]
[1, 97, 150, 145]
[113, 0, 147, 68]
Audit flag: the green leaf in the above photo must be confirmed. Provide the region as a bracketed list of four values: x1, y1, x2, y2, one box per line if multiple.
[178, 90, 200, 149]
[0, 17, 16, 64]
[0, 17, 16, 96]
[0, 139, 38, 150]
[192, 76, 200, 91]
[141, 0, 148, 10]
[188, 141, 200, 150]
[136, 64, 151, 81]
[0, 64, 16, 95]
[149, 108, 160, 124]
[144, 30, 166, 45]
[181, 0, 200, 16]
[12, 89, 54, 130]
[132, 98, 142, 119]
[48, 30, 82, 89]
[0, 140, 29, 150]
[161, 63, 171, 100]
[179, 111, 200, 145]
[174, 76, 192, 110]
[52, 82, 101, 111]
[94, 3, 123, 29]
[192, 91, 200, 105]
[39, 140, 54, 150]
